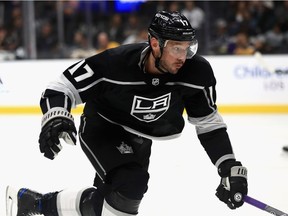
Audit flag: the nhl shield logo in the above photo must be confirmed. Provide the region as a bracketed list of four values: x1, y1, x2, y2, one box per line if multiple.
[152, 78, 159, 86]
[130, 93, 171, 122]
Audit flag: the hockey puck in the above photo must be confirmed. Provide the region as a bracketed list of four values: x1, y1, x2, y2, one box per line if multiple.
[283, 146, 288, 152]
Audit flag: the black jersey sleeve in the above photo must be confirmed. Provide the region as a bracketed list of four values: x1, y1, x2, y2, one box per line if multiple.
[187, 90, 236, 167]
[184, 56, 227, 132]
[184, 55, 236, 167]
[40, 52, 108, 114]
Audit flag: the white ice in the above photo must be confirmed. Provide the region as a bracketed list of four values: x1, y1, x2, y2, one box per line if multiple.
[1, 114, 288, 216]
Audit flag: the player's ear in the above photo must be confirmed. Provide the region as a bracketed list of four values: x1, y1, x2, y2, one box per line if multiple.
[150, 37, 159, 49]
[150, 37, 160, 55]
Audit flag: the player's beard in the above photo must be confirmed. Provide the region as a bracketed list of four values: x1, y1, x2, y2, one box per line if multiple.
[159, 59, 183, 75]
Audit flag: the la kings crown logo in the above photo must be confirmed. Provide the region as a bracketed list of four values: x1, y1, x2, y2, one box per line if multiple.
[130, 93, 171, 122]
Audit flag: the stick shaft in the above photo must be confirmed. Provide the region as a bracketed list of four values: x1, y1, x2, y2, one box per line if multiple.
[243, 195, 288, 216]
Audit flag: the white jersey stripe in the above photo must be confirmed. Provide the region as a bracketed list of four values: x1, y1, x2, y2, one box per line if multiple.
[77, 78, 204, 93]
[166, 81, 204, 89]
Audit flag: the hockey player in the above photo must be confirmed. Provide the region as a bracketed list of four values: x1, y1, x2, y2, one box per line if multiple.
[6, 11, 248, 216]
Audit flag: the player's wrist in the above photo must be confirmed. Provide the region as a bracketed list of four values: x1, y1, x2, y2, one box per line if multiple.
[217, 159, 241, 177]
[41, 107, 74, 127]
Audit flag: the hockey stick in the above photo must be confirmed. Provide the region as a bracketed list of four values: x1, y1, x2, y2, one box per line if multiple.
[254, 51, 288, 75]
[254, 51, 275, 74]
[243, 195, 288, 216]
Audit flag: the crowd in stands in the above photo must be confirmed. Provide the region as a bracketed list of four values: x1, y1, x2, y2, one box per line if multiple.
[0, 1, 288, 60]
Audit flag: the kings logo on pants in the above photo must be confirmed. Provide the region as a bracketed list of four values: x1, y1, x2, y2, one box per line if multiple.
[130, 93, 171, 122]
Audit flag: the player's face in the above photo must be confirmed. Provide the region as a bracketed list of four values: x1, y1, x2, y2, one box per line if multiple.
[160, 40, 191, 74]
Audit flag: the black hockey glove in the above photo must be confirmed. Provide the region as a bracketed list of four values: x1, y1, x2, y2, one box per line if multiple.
[39, 108, 77, 160]
[216, 160, 248, 209]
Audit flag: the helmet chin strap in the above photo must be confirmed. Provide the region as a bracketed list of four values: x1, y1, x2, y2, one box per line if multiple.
[152, 46, 169, 74]
[149, 36, 170, 74]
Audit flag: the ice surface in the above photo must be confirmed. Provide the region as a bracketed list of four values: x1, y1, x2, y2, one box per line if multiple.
[1, 114, 288, 216]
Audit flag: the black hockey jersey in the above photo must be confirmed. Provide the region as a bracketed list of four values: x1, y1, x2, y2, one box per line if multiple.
[40, 42, 236, 165]
[40, 43, 227, 141]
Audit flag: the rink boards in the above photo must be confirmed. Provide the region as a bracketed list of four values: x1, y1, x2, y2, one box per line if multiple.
[0, 55, 288, 114]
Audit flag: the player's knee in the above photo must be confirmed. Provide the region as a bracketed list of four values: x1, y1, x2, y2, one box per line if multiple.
[91, 163, 150, 215]
[80, 187, 104, 216]
[110, 163, 150, 200]
[105, 191, 141, 215]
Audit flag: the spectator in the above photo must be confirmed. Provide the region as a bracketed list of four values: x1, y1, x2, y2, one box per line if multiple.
[108, 14, 125, 44]
[122, 14, 140, 42]
[36, 21, 59, 59]
[209, 19, 231, 55]
[95, 31, 119, 54]
[155, 0, 166, 12]
[264, 22, 285, 53]
[274, 0, 288, 33]
[1, 1, 287, 59]
[6, 5, 23, 52]
[232, 32, 255, 55]
[227, 1, 254, 35]
[249, 1, 275, 34]
[0, 25, 15, 60]
[0, 26, 9, 50]
[62, 0, 81, 46]
[181, 1, 204, 30]
[34, 1, 57, 25]
[69, 31, 95, 59]
[250, 34, 266, 53]
[122, 26, 148, 45]
[168, 1, 180, 12]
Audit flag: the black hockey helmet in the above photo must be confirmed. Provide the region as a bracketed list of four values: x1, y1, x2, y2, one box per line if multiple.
[148, 11, 198, 59]
[148, 11, 196, 42]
